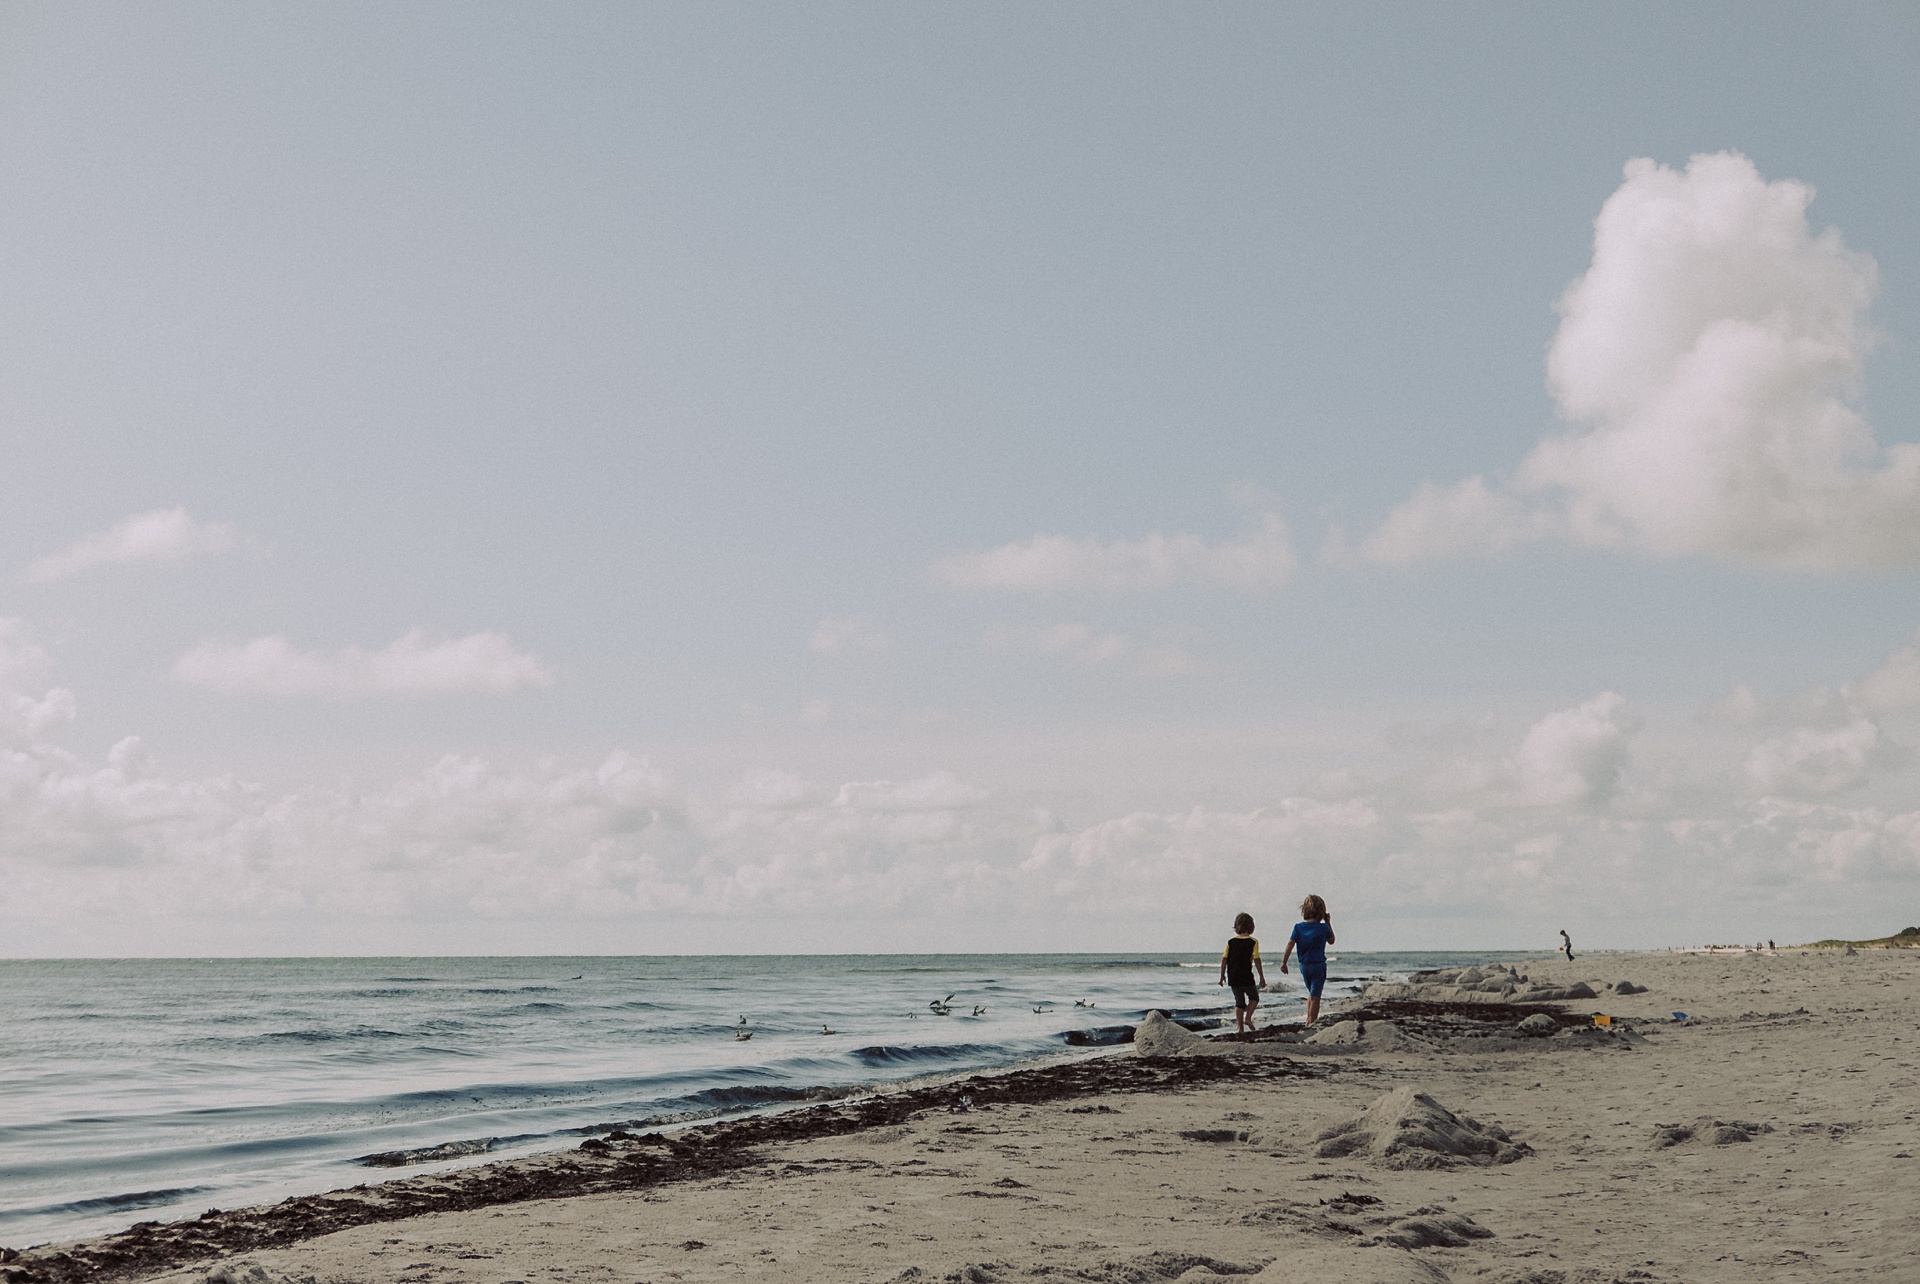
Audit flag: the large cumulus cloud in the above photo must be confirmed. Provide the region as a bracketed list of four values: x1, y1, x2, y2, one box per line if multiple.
[1361, 152, 1920, 570]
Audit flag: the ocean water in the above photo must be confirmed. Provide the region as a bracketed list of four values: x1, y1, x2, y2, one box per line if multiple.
[0, 951, 1524, 1248]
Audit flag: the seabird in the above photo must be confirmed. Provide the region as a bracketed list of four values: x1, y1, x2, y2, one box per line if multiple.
[971, 1005, 987, 1017]
[822, 1025, 836, 1035]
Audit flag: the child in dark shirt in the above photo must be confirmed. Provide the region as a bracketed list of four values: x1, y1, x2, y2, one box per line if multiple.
[1217, 912, 1266, 1035]
[1279, 894, 1335, 1026]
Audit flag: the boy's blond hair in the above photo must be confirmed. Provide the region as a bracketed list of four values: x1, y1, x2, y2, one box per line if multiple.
[1299, 894, 1328, 922]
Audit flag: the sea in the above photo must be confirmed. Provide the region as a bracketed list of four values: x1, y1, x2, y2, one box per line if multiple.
[0, 951, 1528, 1249]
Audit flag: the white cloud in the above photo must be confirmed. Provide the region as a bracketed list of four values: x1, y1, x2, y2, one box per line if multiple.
[1702, 628, 1920, 733]
[1018, 798, 1383, 916]
[1355, 477, 1557, 566]
[1745, 719, 1899, 796]
[8, 620, 1920, 950]
[1701, 683, 1769, 728]
[834, 771, 988, 811]
[1512, 692, 1637, 806]
[983, 621, 1206, 676]
[1361, 152, 1920, 570]
[1853, 632, 1920, 712]
[726, 770, 818, 809]
[936, 512, 1295, 594]
[171, 630, 554, 697]
[0, 621, 75, 741]
[28, 508, 242, 582]
[808, 616, 893, 655]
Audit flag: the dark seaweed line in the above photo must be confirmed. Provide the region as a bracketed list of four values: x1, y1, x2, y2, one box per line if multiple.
[1, 1054, 1320, 1284]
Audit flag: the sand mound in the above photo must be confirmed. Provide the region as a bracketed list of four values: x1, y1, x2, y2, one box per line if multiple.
[1363, 970, 1597, 1004]
[1304, 1020, 1430, 1051]
[1312, 1087, 1529, 1169]
[205, 1263, 313, 1284]
[1364, 1209, 1496, 1249]
[1134, 1010, 1207, 1056]
[1084, 1252, 1262, 1281]
[1611, 981, 1649, 995]
[1650, 1117, 1774, 1148]
[1246, 1245, 1448, 1283]
[1516, 1013, 1558, 1037]
[1306, 1020, 1365, 1044]
[1355, 1022, 1430, 1051]
[915, 1250, 1262, 1282]
[205, 1266, 275, 1284]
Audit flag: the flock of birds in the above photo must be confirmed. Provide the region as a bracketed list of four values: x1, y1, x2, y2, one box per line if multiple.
[731, 993, 1095, 1041]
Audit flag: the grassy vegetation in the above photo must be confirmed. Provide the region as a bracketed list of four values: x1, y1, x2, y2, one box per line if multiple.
[1800, 926, 1920, 949]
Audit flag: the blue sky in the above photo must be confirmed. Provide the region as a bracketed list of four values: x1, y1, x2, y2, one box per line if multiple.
[2, 4, 1918, 955]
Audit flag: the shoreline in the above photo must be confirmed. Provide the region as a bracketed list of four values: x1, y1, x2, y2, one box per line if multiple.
[1, 1045, 1320, 1284]
[9, 948, 1919, 1283]
[0, 973, 1516, 1275]
[0, 949, 1455, 1248]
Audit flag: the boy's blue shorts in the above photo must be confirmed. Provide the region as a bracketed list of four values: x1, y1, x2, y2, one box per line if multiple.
[1300, 963, 1326, 997]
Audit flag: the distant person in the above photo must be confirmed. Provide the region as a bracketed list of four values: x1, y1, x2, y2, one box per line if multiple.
[1560, 929, 1574, 961]
[1217, 912, 1266, 1035]
[1769, 939, 1776, 951]
[1280, 895, 1335, 1026]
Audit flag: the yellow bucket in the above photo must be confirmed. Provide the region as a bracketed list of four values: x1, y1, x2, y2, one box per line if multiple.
[1591, 1013, 1612, 1027]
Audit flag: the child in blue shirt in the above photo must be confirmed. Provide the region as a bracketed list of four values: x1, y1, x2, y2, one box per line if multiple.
[1279, 894, 1335, 1026]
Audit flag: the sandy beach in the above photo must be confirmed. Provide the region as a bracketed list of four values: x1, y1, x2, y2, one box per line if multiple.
[10, 948, 1917, 1284]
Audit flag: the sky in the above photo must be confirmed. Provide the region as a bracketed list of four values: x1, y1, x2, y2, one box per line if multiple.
[2, 3, 1919, 956]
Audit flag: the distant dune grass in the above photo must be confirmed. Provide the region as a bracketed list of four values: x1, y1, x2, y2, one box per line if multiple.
[1799, 926, 1920, 949]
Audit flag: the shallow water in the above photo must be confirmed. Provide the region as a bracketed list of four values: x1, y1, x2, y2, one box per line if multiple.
[0, 951, 1523, 1246]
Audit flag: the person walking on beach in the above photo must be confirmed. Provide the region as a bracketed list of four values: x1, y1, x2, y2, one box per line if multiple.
[1217, 912, 1266, 1035]
[1560, 929, 1574, 961]
[1279, 895, 1334, 1026]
